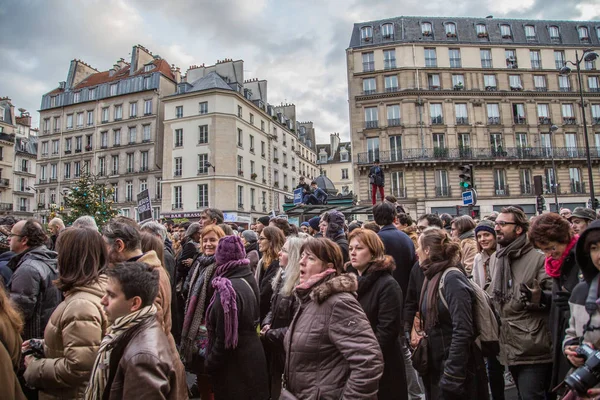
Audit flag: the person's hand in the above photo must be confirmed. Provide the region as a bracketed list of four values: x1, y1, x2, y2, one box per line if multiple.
[584, 388, 600, 399]
[520, 279, 542, 304]
[24, 354, 34, 368]
[260, 325, 270, 337]
[565, 345, 585, 367]
[22, 340, 31, 352]
[182, 258, 193, 267]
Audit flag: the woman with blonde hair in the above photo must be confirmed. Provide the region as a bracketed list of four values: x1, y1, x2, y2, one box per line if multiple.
[260, 233, 308, 398]
[348, 228, 407, 400]
[0, 282, 25, 400]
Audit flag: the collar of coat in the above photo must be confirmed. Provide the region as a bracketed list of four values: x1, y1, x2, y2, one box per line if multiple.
[308, 273, 358, 305]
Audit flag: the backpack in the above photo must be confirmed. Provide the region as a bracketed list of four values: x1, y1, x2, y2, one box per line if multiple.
[439, 267, 500, 357]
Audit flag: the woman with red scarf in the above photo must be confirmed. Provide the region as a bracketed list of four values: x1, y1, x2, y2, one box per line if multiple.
[529, 213, 580, 393]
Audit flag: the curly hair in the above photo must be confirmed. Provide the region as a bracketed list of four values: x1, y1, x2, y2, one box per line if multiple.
[528, 212, 573, 246]
[20, 219, 48, 248]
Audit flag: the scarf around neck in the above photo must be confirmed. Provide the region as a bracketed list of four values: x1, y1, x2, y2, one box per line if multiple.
[419, 258, 461, 331]
[545, 234, 579, 278]
[85, 304, 157, 400]
[491, 233, 531, 305]
[205, 258, 250, 353]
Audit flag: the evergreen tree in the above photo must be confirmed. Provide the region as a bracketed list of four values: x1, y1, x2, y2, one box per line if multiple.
[61, 172, 119, 228]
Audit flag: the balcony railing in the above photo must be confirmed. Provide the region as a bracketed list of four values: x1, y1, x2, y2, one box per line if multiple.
[488, 117, 500, 125]
[456, 117, 469, 125]
[538, 117, 552, 125]
[514, 116, 526, 124]
[563, 117, 576, 125]
[391, 187, 407, 198]
[494, 186, 510, 196]
[559, 86, 571, 92]
[356, 146, 600, 164]
[365, 121, 378, 129]
[0, 203, 12, 211]
[435, 186, 452, 197]
[388, 118, 401, 127]
[520, 184, 534, 195]
[593, 117, 600, 125]
[172, 203, 183, 210]
[571, 182, 586, 194]
[431, 116, 444, 125]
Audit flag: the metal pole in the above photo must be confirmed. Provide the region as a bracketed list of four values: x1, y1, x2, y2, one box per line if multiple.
[575, 51, 596, 211]
[550, 142, 559, 211]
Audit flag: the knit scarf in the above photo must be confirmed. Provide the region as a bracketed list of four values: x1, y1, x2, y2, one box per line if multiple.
[419, 259, 462, 331]
[180, 255, 216, 364]
[205, 258, 250, 353]
[85, 304, 157, 400]
[491, 234, 531, 305]
[545, 235, 579, 278]
[295, 268, 337, 293]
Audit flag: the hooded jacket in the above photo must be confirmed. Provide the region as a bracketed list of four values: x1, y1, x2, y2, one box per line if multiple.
[8, 245, 61, 341]
[23, 276, 109, 400]
[284, 273, 384, 399]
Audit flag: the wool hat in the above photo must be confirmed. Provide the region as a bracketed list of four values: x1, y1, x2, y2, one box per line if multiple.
[569, 207, 597, 222]
[241, 229, 258, 244]
[257, 216, 270, 226]
[325, 210, 345, 238]
[215, 235, 247, 266]
[308, 216, 321, 231]
[474, 220, 496, 236]
[301, 222, 309, 227]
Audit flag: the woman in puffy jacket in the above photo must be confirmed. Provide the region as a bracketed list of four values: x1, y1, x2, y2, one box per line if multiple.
[284, 237, 383, 399]
[348, 228, 407, 400]
[23, 228, 109, 399]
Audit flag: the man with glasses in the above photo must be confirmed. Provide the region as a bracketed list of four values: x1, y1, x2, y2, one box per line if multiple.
[488, 206, 551, 400]
[7, 219, 61, 341]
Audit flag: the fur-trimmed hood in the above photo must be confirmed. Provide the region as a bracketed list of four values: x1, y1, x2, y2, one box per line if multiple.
[309, 273, 358, 305]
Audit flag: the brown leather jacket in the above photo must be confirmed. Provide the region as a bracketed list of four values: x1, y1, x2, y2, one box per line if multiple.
[104, 317, 188, 400]
[284, 273, 383, 399]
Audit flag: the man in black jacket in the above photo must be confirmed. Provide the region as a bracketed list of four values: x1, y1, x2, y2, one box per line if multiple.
[369, 159, 385, 205]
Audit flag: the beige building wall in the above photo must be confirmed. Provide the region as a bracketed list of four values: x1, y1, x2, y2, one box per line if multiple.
[0, 99, 16, 214]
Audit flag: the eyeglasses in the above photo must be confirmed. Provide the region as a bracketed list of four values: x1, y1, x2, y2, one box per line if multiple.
[494, 221, 517, 227]
[8, 233, 22, 238]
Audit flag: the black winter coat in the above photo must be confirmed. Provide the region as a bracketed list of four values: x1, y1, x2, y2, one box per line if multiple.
[546, 246, 581, 388]
[331, 233, 349, 264]
[404, 261, 424, 333]
[421, 268, 489, 400]
[356, 257, 408, 400]
[257, 259, 280, 324]
[369, 165, 385, 187]
[378, 225, 415, 298]
[205, 265, 269, 400]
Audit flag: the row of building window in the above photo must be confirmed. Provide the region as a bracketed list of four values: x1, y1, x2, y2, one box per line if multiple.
[362, 102, 600, 127]
[42, 100, 154, 134]
[171, 184, 268, 212]
[360, 22, 599, 43]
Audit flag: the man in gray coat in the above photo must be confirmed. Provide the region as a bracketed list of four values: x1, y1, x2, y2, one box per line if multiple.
[8, 219, 60, 341]
[488, 206, 551, 400]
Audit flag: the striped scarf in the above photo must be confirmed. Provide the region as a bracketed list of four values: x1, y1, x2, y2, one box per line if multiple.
[84, 305, 157, 400]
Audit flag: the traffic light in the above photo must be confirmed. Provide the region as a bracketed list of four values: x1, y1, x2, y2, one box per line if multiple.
[459, 164, 474, 189]
[593, 198, 599, 210]
[536, 195, 546, 214]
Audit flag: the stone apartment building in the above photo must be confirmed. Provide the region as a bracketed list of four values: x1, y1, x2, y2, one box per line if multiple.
[347, 16, 600, 216]
[0, 98, 15, 215]
[38, 45, 178, 221]
[160, 59, 318, 226]
[13, 110, 38, 218]
[316, 133, 354, 195]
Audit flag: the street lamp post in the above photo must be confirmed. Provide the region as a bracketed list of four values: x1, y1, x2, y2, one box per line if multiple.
[549, 125, 560, 212]
[560, 49, 599, 211]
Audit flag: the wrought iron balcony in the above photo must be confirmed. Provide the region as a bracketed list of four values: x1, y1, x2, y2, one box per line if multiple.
[356, 146, 600, 164]
[0, 203, 13, 211]
[391, 187, 407, 198]
[563, 117, 576, 125]
[514, 116, 527, 124]
[388, 118, 401, 127]
[365, 121, 378, 129]
[571, 182, 586, 194]
[435, 186, 452, 197]
[520, 184, 534, 195]
[488, 117, 500, 125]
[494, 186, 510, 196]
[538, 117, 552, 125]
[456, 117, 469, 125]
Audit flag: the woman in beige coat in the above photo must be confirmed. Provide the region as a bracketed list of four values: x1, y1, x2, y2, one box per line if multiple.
[23, 228, 109, 399]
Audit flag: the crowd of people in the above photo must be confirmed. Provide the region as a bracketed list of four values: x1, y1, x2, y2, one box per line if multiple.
[1, 200, 600, 399]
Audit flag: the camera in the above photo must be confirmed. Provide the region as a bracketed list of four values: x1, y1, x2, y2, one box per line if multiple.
[22, 339, 45, 358]
[564, 343, 600, 394]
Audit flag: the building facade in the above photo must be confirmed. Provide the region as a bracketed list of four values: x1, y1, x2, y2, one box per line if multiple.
[316, 133, 354, 195]
[347, 17, 600, 216]
[13, 110, 38, 218]
[0, 98, 15, 215]
[161, 59, 318, 226]
[37, 45, 178, 222]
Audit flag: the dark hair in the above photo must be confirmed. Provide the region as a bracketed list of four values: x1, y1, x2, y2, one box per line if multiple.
[500, 206, 530, 233]
[420, 228, 461, 264]
[180, 221, 191, 230]
[528, 213, 572, 246]
[269, 218, 292, 236]
[584, 230, 600, 253]
[417, 213, 443, 229]
[311, 181, 317, 185]
[385, 195, 397, 203]
[397, 213, 413, 226]
[300, 238, 344, 274]
[440, 213, 453, 227]
[140, 231, 165, 270]
[202, 208, 224, 224]
[106, 262, 159, 307]
[55, 228, 108, 292]
[362, 222, 380, 233]
[451, 215, 476, 236]
[347, 222, 362, 233]
[20, 218, 48, 247]
[103, 220, 141, 251]
[373, 202, 396, 226]
[289, 224, 299, 236]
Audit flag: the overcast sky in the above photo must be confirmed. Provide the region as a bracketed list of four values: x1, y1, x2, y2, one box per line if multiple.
[0, 0, 598, 143]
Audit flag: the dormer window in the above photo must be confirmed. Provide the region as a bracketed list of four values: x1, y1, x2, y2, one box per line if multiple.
[445, 23, 457, 38]
[340, 150, 349, 162]
[549, 26, 560, 42]
[579, 26, 590, 42]
[382, 23, 394, 39]
[361, 26, 373, 42]
[500, 24, 512, 39]
[476, 24, 488, 38]
[144, 64, 154, 72]
[524, 25, 536, 41]
[421, 22, 433, 37]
